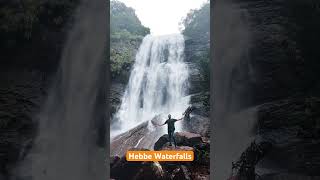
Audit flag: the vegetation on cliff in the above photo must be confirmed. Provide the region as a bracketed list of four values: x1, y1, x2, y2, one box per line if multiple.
[110, 0, 150, 80]
[181, 1, 210, 87]
[181, 1, 210, 112]
[0, 0, 80, 69]
[181, 1, 210, 42]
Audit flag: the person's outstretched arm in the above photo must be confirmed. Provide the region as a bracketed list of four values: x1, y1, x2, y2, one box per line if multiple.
[177, 117, 184, 121]
[154, 120, 167, 126]
[159, 122, 167, 126]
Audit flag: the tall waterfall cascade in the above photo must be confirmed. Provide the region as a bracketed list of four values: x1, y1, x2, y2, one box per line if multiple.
[15, 1, 107, 180]
[113, 34, 190, 136]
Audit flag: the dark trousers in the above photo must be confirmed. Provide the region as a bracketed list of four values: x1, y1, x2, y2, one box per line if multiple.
[168, 130, 176, 146]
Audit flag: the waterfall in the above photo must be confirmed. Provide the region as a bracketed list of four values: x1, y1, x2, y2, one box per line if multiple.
[113, 34, 190, 136]
[14, 1, 107, 180]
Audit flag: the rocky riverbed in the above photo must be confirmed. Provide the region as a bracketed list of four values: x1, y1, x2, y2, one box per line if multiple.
[110, 131, 210, 180]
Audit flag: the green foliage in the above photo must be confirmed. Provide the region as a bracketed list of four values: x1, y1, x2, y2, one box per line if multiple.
[181, 1, 210, 91]
[110, 46, 133, 76]
[110, 0, 150, 37]
[110, 0, 150, 78]
[0, 0, 80, 68]
[0, 0, 78, 40]
[181, 1, 210, 40]
[111, 29, 144, 41]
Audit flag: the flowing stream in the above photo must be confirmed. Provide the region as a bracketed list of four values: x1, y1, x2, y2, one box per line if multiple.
[112, 34, 190, 137]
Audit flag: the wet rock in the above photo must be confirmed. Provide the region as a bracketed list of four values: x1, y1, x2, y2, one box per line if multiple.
[189, 92, 210, 117]
[193, 143, 210, 166]
[257, 98, 320, 175]
[110, 156, 121, 167]
[259, 173, 320, 180]
[111, 130, 210, 180]
[183, 115, 210, 137]
[159, 161, 193, 180]
[189, 166, 210, 180]
[111, 121, 150, 156]
[175, 132, 203, 146]
[160, 161, 209, 180]
[233, 98, 320, 177]
[187, 63, 207, 95]
[154, 132, 210, 166]
[171, 165, 192, 180]
[110, 83, 125, 118]
[161, 145, 194, 151]
[154, 132, 203, 150]
[110, 154, 166, 180]
[111, 120, 165, 156]
[154, 135, 170, 151]
[0, 70, 52, 177]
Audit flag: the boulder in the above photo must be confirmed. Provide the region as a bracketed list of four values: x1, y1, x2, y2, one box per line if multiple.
[110, 153, 166, 180]
[154, 132, 203, 150]
[154, 132, 210, 166]
[160, 144, 194, 151]
[189, 166, 210, 180]
[154, 134, 170, 150]
[171, 165, 192, 180]
[111, 121, 156, 156]
[183, 115, 210, 137]
[160, 162, 210, 180]
[175, 132, 203, 146]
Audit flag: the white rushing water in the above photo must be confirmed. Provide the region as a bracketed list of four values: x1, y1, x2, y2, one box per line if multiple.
[14, 1, 107, 180]
[113, 34, 190, 136]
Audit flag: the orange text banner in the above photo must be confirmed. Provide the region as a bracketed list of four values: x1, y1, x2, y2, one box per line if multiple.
[126, 150, 194, 162]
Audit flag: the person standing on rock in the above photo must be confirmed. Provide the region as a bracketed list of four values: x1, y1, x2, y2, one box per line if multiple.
[153, 107, 194, 147]
[158, 114, 183, 147]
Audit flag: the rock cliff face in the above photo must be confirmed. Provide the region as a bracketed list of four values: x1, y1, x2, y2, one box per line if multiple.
[183, 9, 210, 117]
[184, 24, 209, 75]
[0, 69, 52, 177]
[237, 0, 320, 105]
[183, 37, 210, 140]
[213, 0, 320, 179]
[256, 98, 320, 176]
[110, 83, 126, 116]
[184, 40, 210, 121]
[0, 0, 81, 177]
